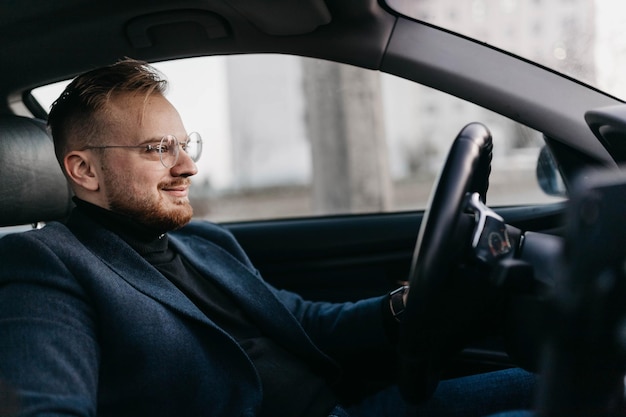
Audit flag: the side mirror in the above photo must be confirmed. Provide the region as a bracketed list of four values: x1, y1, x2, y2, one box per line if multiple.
[536, 146, 566, 197]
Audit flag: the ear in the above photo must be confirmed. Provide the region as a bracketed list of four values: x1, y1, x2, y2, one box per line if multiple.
[64, 150, 100, 192]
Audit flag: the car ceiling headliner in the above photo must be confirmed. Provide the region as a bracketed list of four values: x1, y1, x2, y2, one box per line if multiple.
[0, 0, 396, 99]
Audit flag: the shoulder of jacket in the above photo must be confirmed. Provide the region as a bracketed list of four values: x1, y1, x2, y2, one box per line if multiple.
[0, 221, 73, 244]
[172, 221, 252, 265]
[175, 220, 235, 241]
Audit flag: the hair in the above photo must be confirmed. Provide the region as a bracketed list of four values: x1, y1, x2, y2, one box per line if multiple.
[47, 58, 168, 172]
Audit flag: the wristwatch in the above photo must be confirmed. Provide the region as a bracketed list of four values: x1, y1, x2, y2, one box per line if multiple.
[389, 285, 409, 322]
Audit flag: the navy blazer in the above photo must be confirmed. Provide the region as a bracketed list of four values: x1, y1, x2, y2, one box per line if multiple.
[0, 210, 389, 417]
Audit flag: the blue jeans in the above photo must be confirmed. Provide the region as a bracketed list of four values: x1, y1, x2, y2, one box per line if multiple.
[338, 368, 535, 417]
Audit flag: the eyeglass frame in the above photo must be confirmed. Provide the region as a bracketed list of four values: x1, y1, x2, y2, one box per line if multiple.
[80, 132, 202, 168]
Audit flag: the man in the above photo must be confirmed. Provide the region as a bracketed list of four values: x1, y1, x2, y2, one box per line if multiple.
[0, 59, 533, 416]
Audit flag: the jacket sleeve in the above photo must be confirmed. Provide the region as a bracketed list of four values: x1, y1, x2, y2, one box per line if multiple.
[180, 221, 394, 353]
[0, 231, 99, 417]
[272, 287, 391, 353]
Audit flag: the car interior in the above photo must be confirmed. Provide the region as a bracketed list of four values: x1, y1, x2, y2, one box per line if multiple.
[0, 116, 72, 229]
[2, 0, 626, 415]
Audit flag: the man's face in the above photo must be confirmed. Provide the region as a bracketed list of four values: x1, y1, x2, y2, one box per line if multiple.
[95, 92, 198, 231]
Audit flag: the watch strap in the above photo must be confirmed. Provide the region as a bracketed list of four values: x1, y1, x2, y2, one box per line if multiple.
[389, 285, 409, 322]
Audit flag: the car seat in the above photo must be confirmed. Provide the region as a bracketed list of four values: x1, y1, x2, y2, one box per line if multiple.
[0, 115, 73, 228]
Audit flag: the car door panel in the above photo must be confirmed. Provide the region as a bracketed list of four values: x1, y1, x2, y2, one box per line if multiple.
[224, 203, 564, 386]
[225, 204, 565, 299]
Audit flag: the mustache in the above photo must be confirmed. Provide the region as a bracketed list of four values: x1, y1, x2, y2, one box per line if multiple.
[159, 178, 192, 189]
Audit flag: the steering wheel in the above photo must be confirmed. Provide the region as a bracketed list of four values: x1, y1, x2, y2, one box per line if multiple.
[398, 122, 498, 404]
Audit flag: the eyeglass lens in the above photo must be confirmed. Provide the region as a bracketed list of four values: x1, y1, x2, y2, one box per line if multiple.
[185, 132, 202, 162]
[159, 135, 178, 168]
[158, 133, 202, 168]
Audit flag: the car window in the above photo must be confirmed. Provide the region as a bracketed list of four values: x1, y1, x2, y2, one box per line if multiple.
[32, 55, 563, 223]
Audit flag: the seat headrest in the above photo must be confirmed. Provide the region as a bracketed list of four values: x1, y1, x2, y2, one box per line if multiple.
[0, 116, 73, 227]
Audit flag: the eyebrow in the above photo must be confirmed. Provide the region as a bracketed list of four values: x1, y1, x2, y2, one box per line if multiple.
[136, 133, 189, 146]
[136, 136, 164, 145]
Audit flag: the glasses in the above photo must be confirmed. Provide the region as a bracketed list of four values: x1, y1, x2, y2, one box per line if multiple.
[82, 132, 202, 168]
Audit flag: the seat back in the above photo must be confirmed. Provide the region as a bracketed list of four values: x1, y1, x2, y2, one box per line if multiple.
[0, 116, 73, 227]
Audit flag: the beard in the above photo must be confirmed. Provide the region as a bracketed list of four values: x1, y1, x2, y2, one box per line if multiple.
[105, 176, 194, 232]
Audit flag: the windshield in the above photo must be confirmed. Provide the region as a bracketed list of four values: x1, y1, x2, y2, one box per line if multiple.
[385, 0, 626, 101]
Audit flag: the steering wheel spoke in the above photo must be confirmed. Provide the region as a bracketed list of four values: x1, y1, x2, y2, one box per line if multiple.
[467, 192, 513, 265]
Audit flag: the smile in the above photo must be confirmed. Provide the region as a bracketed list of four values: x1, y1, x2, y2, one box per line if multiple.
[161, 185, 189, 198]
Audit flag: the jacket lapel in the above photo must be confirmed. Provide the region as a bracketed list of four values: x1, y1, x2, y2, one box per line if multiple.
[170, 233, 313, 345]
[67, 212, 215, 328]
[170, 232, 340, 376]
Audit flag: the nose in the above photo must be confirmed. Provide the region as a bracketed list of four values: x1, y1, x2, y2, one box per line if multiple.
[170, 147, 198, 177]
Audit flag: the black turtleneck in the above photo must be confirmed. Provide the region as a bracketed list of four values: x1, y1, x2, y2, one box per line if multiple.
[73, 198, 338, 417]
